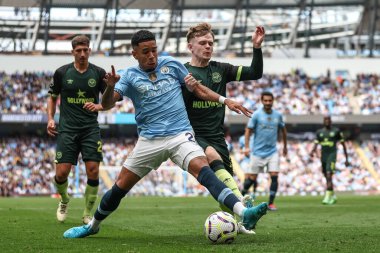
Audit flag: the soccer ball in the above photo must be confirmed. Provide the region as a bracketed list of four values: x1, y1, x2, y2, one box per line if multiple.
[204, 211, 238, 244]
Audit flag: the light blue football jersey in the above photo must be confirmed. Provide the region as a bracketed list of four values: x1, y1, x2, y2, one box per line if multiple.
[115, 56, 193, 138]
[247, 108, 285, 158]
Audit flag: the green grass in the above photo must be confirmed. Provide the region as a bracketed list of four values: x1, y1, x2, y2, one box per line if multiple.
[0, 195, 379, 252]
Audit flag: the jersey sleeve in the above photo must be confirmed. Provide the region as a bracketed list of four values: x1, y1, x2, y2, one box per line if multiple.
[97, 67, 107, 94]
[216, 62, 239, 83]
[114, 69, 130, 100]
[171, 58, 189, 86]
[247, 112, 257, 130]
[238, 48, 263, 81]
[338, 129, 345, 142]
[48, 67, 64, 98]
[314, 130, 321, 144]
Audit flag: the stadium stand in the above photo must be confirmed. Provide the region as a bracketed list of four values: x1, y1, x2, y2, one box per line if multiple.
[1, 136, 379, 197]
[0, 1, 379, 198]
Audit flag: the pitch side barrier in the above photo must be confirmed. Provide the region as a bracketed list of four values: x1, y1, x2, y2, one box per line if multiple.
[1, 113, 378, 125]
[0, 113, 379, 125]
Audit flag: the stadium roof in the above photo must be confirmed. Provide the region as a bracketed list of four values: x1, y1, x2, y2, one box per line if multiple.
[0, 0, 367, 9]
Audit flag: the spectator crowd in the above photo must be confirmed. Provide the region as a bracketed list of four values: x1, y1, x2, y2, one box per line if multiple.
[1, 70, 380, 115]
[1, 136, 379, 197]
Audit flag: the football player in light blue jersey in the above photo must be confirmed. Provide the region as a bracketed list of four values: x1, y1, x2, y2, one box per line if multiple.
[115, 56, 193, 138]
[63, 30, 268, 239]
[242, 91, 287, 211]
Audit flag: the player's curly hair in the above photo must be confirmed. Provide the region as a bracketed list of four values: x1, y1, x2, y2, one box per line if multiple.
[131, 30, 156, 48]
[186, 23, 215, 42]
[71, 35, 90, 49]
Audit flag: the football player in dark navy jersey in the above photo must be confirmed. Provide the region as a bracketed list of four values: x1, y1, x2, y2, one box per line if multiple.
[310, 116, 349, 205]
[183, 23, 265, 234]
[47, 35, 106, 224]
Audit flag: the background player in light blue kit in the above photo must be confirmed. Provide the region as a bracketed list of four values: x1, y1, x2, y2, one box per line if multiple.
[63, 30, 268, 238]
[242, 91, 287, 211]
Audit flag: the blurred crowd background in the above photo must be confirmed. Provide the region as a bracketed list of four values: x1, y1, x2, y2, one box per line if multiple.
[1, 136, 379, 197]
[1, 70, 379, 115]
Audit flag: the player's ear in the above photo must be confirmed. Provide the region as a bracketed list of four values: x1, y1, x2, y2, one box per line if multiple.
[187, 42, 192, 52]
[132, 49, 137, 59]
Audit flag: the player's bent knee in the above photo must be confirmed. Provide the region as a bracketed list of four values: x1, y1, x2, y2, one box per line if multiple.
[187, 156, 209, 178]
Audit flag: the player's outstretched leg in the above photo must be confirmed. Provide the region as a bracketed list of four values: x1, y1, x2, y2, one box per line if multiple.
[242, 202, 268, 230]
[237, 222, 256, 235]
[63, 224, 99, 238]
[63, 183, 128, 238]
[237, 195, 256, 234]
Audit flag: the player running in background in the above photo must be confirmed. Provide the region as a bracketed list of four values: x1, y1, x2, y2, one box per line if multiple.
[47, 35, 106, 224]
[310, 115, 349, 205]
[63, 30, 268, 239]
[183, 23, 264, 233]
[242, 91, 287, 211]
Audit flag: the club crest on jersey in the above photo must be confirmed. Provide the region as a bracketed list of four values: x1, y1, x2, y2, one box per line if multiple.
[160, 66, 169, 74]
[67, 79, 74, 84]
[88, 78, 96, 87]
[149, 72, 157, 81]
[56, 152, 62, 159]
[212, 72, 222, 83]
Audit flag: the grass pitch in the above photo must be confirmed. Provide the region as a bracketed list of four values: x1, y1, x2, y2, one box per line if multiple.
[0, 195, 379, 253]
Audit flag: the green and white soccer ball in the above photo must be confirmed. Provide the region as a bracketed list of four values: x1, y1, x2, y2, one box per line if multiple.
[204, 211, 238, 244]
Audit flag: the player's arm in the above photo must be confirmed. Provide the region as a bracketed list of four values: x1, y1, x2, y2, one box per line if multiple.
[47, 69, 62, 137]
[339, 132, 350, 166]
[341, 141, 349, 166]
[47, 95, 58, 137]
[310, 142, 318, 158]
[83, 102, 113, 112]
[184, 73, 252, 117]
[101, 65, 121, 109]
[244, 127, 253, 157]
[235, 26, 265, 81]
[281, 127, 288, 156]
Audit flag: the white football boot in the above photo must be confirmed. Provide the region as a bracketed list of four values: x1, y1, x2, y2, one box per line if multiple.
[237, 222, 256, 235]
[57, 201, 68, 222]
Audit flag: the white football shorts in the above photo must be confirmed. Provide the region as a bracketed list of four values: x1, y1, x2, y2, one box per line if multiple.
[245, 152, 279, 174]
[123, 131, 205, 178]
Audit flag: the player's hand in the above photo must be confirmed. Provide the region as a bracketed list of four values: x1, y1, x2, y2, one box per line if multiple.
[184, 73, 200, 92]
[283, 147, 288, 156]
[252, 26, 265, 48]
[244, 149, 250, 157]
[47, 119, 58, 137]
[224, 99, 253, 118]
[83, 102, 103, 112]
[103, 65, 120, 87]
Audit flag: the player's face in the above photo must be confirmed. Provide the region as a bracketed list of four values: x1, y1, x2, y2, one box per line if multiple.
[188, 33, 214, 62]
[132, 40, 158, 71]
[323, 117, 331, 127]
[261, 95, 273, 111]
[72, 45, 91, 65]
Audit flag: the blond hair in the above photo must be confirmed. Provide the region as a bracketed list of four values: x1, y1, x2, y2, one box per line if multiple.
[186, 23, 215, 42]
